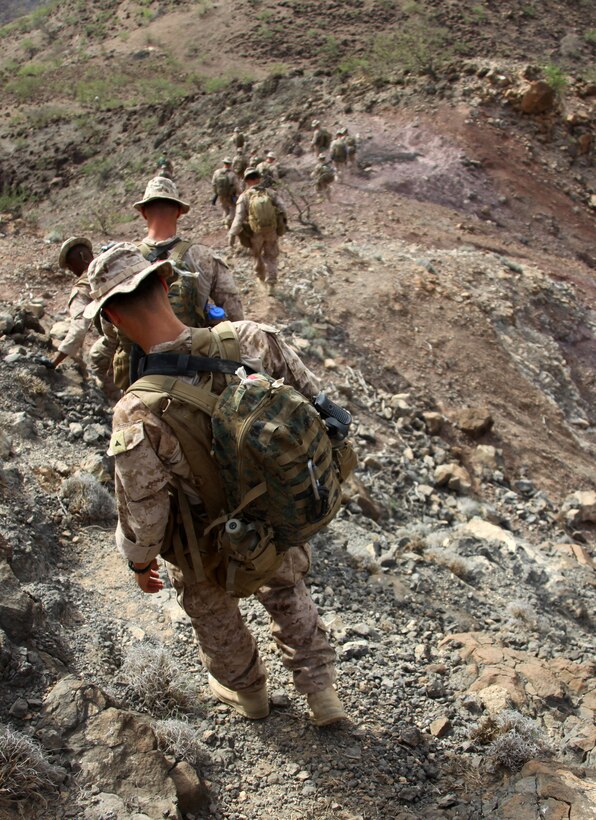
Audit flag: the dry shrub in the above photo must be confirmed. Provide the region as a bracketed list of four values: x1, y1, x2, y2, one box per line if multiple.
[427, 548, 474, 580]
[506, 599, 537, 626]
[472, 710, 552, 772]
[60, 471, 116, 522]
[15, 370, 47, 396]
[0, 724, 61, 810]
[118, 645, 201, 718]
[153, 719, 207, 767]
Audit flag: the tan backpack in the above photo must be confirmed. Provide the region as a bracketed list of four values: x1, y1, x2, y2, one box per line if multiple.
[247, 189, 278, 233]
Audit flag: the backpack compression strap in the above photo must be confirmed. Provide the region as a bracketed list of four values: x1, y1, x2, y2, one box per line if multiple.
[135, 352, 254, 380]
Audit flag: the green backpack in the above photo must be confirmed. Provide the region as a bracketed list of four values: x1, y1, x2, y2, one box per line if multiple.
[215, 170, 235, 198]
[331, 138, 348, 163]
[248, 189, 278, 233]
[129, 325, 356, 596]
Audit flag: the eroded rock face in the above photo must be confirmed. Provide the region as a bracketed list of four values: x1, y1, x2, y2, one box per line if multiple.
[440, 632, 596, 765]
[0, 560, 37, 641]
[488, 760, 596, 819]
[38, 676, 207, 818]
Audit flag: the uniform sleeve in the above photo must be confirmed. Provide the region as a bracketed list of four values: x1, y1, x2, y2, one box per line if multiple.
[229, 193, 248, 236]
[233, 320, 321, 398]
[108, 394, 191, 563]
[57, 286, 92, 357]
[87, 319, 119, 380]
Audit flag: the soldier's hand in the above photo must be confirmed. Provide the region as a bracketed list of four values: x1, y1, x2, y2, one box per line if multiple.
[135, 559, 164, 594]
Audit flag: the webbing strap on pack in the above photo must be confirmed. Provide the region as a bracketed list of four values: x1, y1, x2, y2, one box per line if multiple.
[136, 352, 246, 380]
[130, 375, 219, 417]
[203, 481, 267, 537]
[175, 484, 207, 584]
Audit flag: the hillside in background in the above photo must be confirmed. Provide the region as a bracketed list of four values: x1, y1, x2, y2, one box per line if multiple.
[0, 1, 594, 818]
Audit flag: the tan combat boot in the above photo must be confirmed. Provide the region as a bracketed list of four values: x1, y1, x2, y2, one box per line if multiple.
[307, 686, 347, 727]
[208, 674, 270, 719]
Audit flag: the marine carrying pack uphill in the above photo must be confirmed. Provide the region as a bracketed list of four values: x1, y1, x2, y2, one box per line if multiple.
[247, 189, 278, 233]
[214, 170, 236, 198]
[125, 323, 357, 597]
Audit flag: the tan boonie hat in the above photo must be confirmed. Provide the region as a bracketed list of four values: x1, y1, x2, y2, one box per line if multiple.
[222, 157, 232, 164]
[312, 119, 320, 127]
[318, 153, 327, 161]
[58, 236, 92, 270]
[266, 151, 276, 159]
[133, 176, 190, 214]
[243, 167, 261, 180]
[83, 242, 172, 319]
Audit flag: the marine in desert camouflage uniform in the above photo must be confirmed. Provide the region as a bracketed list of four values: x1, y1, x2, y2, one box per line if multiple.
[50, 237, 119, 396]
[312, 153, 336, 201]
[83, 243, 345, 726]
[228, 167, 287, 295]
[231, 127, 245, 150]
[256, 152, 279, 188]
[211, 157, 242, 227]
[136, 177, 243, 321]
[50, 237, 94, 369]
[231, 147, 248, 180]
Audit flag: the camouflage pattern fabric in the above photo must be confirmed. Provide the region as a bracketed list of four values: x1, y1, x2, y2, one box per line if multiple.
[249, 228, 280, 283]
[57, 274, 93, 358]
[111, 322, 321, 563]
[231, 152, 248, 177]
[330, 137, 348, 164]
[211, 372, 343, 549]
[230, 188, 287, 283]
[167, 543, 336, 694]
[109, 322, 335, 692]
[312, 127, 331, 152]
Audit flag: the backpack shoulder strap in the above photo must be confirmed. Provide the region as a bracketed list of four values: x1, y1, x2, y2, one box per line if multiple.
[169, 239, 193, 266]
[129, 375, 219, 417]
[209, 321, 241, 364]
[138, 238, 183, 264]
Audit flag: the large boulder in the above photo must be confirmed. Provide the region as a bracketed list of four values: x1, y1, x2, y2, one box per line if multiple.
[520, 81, 556, 114]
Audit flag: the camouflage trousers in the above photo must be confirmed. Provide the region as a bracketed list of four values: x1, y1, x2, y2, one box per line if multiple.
[167, 543, 337, 694]
[218, 196, 236, 229]
[250, 228, 279, 284]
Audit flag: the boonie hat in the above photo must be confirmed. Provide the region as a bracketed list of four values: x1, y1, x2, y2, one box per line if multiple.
[243, 167, 261, 180]
[312, 119, 320, 127]
[318, 153, 327, 161]
[266, 151, 276, 159]
[58, 236, 92, 270]
[83, 242, 172, 320]
[222, 157, 232, 164]
[133, 176, 190, 214]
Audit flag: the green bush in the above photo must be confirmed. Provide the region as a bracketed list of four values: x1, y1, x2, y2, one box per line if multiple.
[5, 74, 45, 99]
[82, 157, 116, 183]
[0, 188, 31, 214]
[543, 63, 567, 95]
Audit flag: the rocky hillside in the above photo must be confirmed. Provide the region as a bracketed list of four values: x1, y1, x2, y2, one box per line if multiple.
[0, 1, 595, 818]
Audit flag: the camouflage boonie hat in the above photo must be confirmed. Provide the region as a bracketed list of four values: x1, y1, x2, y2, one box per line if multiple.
[133, 176, 190, 214]
[58, 236, 92, 270]
[318, 153, 327, 161]
[243, 167, 261, 180]
[83, 242, 172, 319]
[222, 157, 232, 164]
[266, 151, 276, 159]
